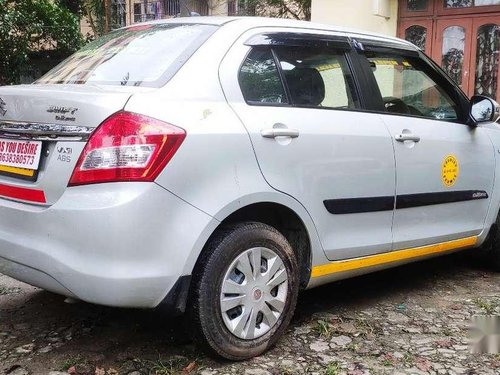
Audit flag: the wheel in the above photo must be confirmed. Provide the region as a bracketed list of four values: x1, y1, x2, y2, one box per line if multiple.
[484, 214, 500, 271]
[190, 222, 299, 360]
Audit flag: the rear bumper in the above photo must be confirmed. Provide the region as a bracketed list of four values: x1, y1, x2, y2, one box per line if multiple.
[0, 182, 215, 308]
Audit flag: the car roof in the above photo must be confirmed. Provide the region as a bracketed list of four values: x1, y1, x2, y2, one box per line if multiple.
[126, 16, 417, 51]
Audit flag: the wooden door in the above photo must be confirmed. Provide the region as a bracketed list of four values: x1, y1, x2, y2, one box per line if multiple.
[399, 19, 433, 55]
[433, 18, 474, 94]
[469, 16, 500, 101]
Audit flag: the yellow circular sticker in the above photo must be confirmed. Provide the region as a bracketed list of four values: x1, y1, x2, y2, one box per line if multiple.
[442, 155, 459, 187]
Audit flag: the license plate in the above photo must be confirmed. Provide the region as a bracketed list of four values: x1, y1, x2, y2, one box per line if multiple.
[0, 139, 43, 178]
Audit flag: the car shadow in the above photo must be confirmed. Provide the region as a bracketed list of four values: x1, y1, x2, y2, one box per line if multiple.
[0, 250, 494, 369]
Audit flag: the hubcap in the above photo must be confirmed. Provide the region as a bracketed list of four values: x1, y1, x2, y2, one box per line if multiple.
[220, 247, 288, 340]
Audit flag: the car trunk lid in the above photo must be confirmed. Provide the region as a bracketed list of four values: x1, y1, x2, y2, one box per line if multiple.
[0, 84, 134, 206]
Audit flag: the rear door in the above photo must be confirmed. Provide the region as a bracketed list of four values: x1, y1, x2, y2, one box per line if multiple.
[356, 42, 495, 250]
[220, 29, 397, 261]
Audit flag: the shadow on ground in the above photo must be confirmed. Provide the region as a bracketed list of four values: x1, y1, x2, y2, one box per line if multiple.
[0, 251, 495, 374]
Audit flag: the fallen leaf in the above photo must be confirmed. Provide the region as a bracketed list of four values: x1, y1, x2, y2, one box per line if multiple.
[416, 357, 432, 372]
[182, 361, 197, 374]
[95, 367, 105, 375]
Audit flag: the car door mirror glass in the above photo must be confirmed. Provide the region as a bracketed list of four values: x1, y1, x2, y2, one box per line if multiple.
[470, 95, 500, 124]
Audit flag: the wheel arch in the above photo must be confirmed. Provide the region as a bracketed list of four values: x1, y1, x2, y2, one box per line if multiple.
[216, 202, 312, 289]
[183, 193, 325, 291]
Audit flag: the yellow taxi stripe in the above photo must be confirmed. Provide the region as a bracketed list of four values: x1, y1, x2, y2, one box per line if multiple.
[0, 165, 34, 177]
[311, 236, 478, 278]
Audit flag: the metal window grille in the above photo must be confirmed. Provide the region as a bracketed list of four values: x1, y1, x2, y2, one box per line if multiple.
[238, 0, 256, 16]
[133, 0, 209, 23]
[112, 0, 127, 28]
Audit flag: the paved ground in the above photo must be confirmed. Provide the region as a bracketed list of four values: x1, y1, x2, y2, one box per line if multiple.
[0, 252, 499, 375]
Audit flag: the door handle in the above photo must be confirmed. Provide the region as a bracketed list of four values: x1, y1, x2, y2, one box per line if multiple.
[395, 134, 420, 143]
[261, 128, 300, 138]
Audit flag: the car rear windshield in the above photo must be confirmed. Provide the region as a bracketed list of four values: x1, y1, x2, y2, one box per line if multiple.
[37, 23, 218, 88]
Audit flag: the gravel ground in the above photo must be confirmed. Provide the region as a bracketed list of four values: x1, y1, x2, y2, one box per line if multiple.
[0, 252, 499, 375]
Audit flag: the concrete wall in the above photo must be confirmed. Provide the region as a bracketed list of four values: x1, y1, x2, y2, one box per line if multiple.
[311, 0, 399, 37]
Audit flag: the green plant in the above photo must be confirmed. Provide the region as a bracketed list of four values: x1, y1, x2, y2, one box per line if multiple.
[403, 352, 415, 366]
[240, 0, 311, 20]
[119, 356, 197, 375]
[81, 0, 106, 39]
[59, 355, 82, 371]
[325, 361, 341, 375]
[0, 0, 83, 84]
[473, 297, 499, 315]
[314, 319, 333, 339]
[382, 359, 393, 367]
[149, 357, 190, 375]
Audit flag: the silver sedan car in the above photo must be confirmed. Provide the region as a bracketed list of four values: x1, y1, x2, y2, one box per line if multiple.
[0, 17, 500, 360]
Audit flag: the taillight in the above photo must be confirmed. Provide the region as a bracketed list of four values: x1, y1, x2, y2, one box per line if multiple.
[68, 111, 185, 186]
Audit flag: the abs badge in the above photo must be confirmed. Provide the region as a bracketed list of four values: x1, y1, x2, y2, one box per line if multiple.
[442, 155, 459, 187]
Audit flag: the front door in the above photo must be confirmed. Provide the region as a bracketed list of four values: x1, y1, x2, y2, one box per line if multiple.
[219, 29, 396, 261]
[359, 47, 495, 250]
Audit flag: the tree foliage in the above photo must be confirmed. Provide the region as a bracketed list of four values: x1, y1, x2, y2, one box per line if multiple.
[0, 0, 83, 85]
[241, 0, 311, 20]
[81, 0, 106, 39]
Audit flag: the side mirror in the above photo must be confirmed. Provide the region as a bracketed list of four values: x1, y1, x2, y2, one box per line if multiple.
[470, 95, 500, 124]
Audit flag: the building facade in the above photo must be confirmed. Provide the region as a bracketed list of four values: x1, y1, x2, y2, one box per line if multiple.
[125, 0, 249, 24]
[312, 0, 399, 36]
[311, 0, 500, 100]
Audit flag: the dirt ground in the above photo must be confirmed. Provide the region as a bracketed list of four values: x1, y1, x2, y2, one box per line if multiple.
[0, 252, 499, 375]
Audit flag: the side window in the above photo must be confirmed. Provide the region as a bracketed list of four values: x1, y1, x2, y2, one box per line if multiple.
[274, 47, 359, 109]
[366, 53, 460, 121]
[239, 49, 287, 104]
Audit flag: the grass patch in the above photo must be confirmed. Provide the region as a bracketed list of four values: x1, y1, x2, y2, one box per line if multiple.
[59, 355, 82, 371]
[149, 357, 192, 375]
[403, 352, 415, 366]
[473, 298, 499, 315]
[314, 320, 333, 339]
[325, 361, 341, 375]
[120, 356, 200, 375]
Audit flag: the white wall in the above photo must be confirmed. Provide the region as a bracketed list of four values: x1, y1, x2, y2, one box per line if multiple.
[311, 0, 399, 37]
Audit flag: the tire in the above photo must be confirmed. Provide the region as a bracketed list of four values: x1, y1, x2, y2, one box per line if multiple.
[484, 214, 500, 271]
[189, 222, 299, 360]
